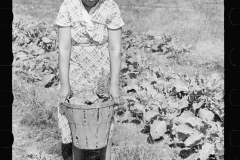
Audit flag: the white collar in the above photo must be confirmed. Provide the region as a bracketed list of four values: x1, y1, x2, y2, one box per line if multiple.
[82, 8, 93, 29]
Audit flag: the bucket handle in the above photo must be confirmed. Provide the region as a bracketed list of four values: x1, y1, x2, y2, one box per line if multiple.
[60, 100, 118, 110]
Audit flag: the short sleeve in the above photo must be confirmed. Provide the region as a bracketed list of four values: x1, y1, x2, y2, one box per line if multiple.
[107, 1, 124, 29]
[55, 0, 71, 27]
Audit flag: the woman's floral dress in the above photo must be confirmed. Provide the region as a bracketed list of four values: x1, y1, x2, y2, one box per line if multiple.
[55, 0, 124, 144]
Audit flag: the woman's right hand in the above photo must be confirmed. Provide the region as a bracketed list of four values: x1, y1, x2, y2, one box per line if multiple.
[59, 85, 71, 103]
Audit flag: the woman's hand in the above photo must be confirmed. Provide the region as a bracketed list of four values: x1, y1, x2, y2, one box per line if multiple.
[109, 84, 120, 104]
[59, 85, 71, 103]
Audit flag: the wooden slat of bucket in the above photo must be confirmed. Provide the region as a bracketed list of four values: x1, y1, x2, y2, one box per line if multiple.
[85, 109, 96, 148]
[103, 107, 113, 123]
[109, 107, 114, 120]
[82, 110, 89, 148]
[92, 109, 99, 125]
[98, 122, 109, 148]
[92, 108, 101, 148]
[71, 124, 79, 147]
[95, 125, 99, 148]
[73, 110, 83, 148]
[86, 124, 97, 149]
[97, 107, 103, 125]
[109, 107, 113, 120]
[76, 124, 88, 149]
[77, 109, 85, 126]
[61, 104, 75, 124]
[85, 108, 98, 126]
[66, 109, 72, 124]
[99, 107, 111, 147]
[72, 109, 87, 148]
[102, 107, 108, 123]
[70, 109, 80, 125]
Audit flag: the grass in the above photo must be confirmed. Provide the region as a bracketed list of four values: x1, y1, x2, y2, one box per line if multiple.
[111, 123, 181, 160]
[13, 79, 63, 159]
[13, 81, 58, 128]
[113, 145, 172, 160]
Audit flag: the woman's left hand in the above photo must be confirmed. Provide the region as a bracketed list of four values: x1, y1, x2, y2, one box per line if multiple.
[109, 84, 120, 104]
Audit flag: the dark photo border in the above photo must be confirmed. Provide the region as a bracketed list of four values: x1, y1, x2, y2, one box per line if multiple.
[225, 0, 240, 159]
[0, 1, 14, 160]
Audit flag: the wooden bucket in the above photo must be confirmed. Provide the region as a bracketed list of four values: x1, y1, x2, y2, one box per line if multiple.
[60, 100, 116, 150]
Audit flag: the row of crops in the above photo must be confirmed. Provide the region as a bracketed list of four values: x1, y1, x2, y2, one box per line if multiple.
[12, 19, 224, 160]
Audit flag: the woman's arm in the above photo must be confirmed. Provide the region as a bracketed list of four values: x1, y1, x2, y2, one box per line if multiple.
[108, 27, 122, 87]
[58, 26, 71, 89]
[108, 27, 122, 103]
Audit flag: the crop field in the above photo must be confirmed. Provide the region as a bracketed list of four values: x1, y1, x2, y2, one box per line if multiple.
[12, 0, 224, 160]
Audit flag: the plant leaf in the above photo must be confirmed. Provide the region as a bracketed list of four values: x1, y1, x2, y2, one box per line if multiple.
[214, 92, 223, 100]
[174, 123, 197, 134]
[134, 103, 145, 112]
[168, 99, 179, 109]
[172, 78, 189, 92]
[166, 111, 179, 120]
[144, 110, 159, 121]
[210, 73, 221, 83]
[122, 95, 138, 102]
[43, 74, 55, 85]
[42, 37, 51, 43]
[87, 95, 99, 103]
[37, 48, 45, 55]
[198, 109, 214, 123]
[178, 96, 189, 109]
[193, 101, 204, 110]
[16, 52, 28, 60]
[150, 120, 167, 140]
[198, 142, 214, 160]
[152, 93, 164, 101]
[215, 142, 224, 151]
[180, 111, 194, 119]
[123, 110, 131, 121]
[214, 79, 224, 88]
[186, 117, 204, 127]
[191, 81, 202, 91]
[184, 133, 203, 146]
[40, 150, 46, 159]
[176, 111, 204, 127]
[123, 84, 139, 93]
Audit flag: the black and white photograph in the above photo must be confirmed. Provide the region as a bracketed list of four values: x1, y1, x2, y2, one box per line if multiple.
[12, 0, 224, 159]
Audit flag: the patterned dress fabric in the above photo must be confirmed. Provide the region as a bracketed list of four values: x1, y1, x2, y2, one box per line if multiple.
[55, 0, 124, 144]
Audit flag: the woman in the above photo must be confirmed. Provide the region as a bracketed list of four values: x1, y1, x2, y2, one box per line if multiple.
[55, 0, 124, 159]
